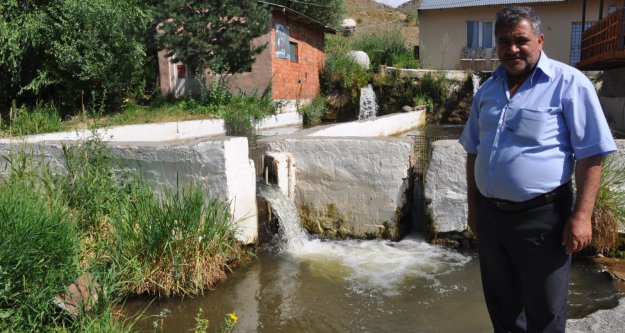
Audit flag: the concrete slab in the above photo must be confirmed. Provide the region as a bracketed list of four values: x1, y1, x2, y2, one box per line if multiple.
[0, 112, 303, 144]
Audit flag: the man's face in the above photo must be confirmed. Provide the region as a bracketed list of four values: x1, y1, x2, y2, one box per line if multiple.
[496, 19, 544, 78]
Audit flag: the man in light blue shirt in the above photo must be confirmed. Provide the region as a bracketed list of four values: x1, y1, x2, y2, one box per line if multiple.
[459, 6, 616, 333]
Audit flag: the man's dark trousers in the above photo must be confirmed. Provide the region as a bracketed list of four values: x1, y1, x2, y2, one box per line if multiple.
[477, 187, 573, 333]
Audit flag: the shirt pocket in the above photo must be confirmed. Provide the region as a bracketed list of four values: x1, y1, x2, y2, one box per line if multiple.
[507, 108, 549, 145]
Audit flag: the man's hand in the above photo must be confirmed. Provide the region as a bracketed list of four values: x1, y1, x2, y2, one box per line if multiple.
[561, 155, 602, 254]
[562, 214, 592, 254]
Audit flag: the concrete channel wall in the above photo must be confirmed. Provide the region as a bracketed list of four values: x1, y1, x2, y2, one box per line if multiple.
[0, 110, 426, 243]
[0, 137, 259, 244]
[425, 139, 625, 235]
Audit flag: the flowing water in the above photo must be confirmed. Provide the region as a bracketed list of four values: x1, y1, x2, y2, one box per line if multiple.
[472, 73, 481, 95]
[358, 84, 378, 120]
[124, 186, 624, 332]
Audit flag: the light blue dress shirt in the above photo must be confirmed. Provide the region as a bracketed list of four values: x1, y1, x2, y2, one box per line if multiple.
[459, 52, 617, 202]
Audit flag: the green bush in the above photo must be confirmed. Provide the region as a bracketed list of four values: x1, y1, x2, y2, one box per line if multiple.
[60, 138, 125, 232]
[1, 103, 63, 137]
[299, 96, 328, 126]
[390, 51, 419, 69]
[1, 0, 149, 115]
[352, 31, 416, 70]
[413, 94, 434, 113]
[0, 177, 80, 331]
[322, 53, 371, 99]
[221, 92, 275, 136]
[325, 35, 351, 56]
[419, 73, 447, 106]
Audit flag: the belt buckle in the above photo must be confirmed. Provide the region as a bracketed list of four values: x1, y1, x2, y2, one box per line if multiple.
[494, 200, 512, 211]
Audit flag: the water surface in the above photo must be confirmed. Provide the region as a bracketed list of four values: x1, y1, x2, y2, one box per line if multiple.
[125, 239, 621, 333]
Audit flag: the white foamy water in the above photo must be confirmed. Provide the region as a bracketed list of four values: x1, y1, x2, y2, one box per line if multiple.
[259, 185, 471, 294]
[294, 237, 470, 294]
[358, 84, 379, 120]
[472, 73, 481, 95]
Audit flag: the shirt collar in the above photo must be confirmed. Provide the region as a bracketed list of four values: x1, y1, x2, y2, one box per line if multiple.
[492, 51, 554, 82]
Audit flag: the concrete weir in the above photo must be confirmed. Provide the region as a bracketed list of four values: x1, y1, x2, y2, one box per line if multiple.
[0, 110, 425, 243]
[259, 111, 425, 240]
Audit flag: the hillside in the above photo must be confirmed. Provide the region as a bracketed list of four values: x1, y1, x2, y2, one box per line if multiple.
[397, 0, 420, 13]
[343, 0, 419, 47]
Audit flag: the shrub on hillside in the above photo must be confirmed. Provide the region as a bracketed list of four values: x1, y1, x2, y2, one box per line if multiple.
[352, 31, 417, 70]
[322, 53, 371, 99]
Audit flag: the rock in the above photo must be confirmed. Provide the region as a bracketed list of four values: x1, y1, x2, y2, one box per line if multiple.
[341, 18, 357, 36]
[52, 273, 100, 319]
[593, 256, 625, 282]
[347, 50, 370, 69]
[566, 297, 625, 333]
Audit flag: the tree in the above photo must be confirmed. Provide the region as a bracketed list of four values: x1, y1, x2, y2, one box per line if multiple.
[0, 0, 149, 116]
[155, 0, 271, 76]
[271, 0, 344, 28]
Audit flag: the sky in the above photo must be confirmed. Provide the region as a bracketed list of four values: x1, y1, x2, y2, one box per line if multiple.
[374, 0, 410, 7]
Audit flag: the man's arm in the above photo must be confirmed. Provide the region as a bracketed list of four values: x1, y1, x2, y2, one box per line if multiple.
[466, 153, 479, 236]
[563, 154, 602, 254]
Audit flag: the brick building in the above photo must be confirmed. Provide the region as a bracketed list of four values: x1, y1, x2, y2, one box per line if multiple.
[158, 3, 336, 113]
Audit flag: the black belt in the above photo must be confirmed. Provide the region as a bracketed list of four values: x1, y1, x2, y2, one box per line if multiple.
[485, 182, 571, 212]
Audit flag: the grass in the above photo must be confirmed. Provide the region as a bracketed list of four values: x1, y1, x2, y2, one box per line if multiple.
[299, 96, 329, 126]
[591, 153, 625, 255]
[351, 30, 418, 70]
[1, 78, 274, 138]
[111, 183, 242, 296]
[0, 172, 80, 331]
[0, 137, 246, 331]
[1, 102, 64, 137]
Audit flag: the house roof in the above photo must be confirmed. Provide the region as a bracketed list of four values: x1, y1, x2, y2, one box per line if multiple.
[418, 0, 567, 10]
[258, 1, 337, 34]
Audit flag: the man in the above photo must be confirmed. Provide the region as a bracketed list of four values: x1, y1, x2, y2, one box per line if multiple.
[459, 6, 617, 333]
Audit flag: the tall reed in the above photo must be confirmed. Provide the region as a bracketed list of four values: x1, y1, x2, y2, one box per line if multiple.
[110, 183, 241, 296]
[0, 175, 80, 331]
[1, 102, 63, 137]
[592, 154, 625, 255]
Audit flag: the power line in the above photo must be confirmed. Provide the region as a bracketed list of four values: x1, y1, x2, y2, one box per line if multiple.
[287, 0, 334, 8]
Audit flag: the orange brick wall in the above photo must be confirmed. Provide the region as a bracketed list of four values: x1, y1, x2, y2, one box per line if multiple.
[158, 12, 326, 102]
[271, 12, 325, 101]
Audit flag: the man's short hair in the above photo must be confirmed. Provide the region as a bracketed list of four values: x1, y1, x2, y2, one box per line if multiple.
[495, 6, 542, 36]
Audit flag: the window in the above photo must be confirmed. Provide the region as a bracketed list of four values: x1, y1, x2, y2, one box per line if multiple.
[289, 41, 298, 62]
[467, 21, 494, 49]
[570, 21, 595, 66]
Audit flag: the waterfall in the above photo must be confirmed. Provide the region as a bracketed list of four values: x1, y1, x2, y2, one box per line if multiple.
[257, 184, 470, 293]
[258, 184, 307, 253]
[472, 73, 481, 95]
[358, 84, 378, 120]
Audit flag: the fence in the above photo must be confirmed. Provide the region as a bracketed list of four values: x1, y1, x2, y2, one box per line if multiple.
[410, 135, 455, 181]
